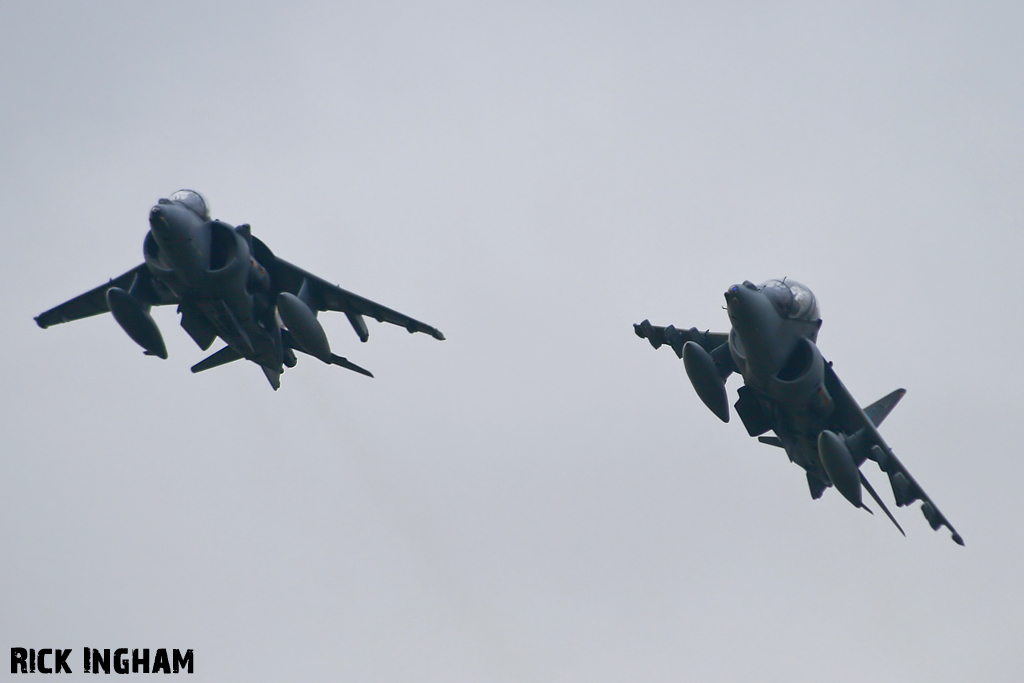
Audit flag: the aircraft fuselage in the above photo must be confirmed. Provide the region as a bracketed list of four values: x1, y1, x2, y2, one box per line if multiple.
[35, 189, 444, 390]
[723, 281, 833, 479]
[635, 279, 963, 542]
[143, 198, 281, 374]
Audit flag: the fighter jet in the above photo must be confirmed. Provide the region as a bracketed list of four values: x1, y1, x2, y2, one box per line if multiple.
[635, 279, 963, 544]
[35, 190, 445, 389]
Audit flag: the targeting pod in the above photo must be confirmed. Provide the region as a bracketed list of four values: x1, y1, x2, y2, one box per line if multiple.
[105, 287, 167, 359]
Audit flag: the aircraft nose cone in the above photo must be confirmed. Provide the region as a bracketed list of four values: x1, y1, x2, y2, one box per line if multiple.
[148, 204, 172, 235]
[725, 280, 759, 304]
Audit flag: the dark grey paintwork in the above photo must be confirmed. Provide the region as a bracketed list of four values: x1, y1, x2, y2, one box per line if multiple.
[36, 190, 444, 389]
[635, 279, 962, 544]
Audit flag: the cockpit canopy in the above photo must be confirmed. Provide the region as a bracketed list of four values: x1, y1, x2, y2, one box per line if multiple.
[169, 189, 210, 220]
[759, 279, 820, 322]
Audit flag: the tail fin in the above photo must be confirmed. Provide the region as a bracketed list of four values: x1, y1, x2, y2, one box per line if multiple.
[860, 471, 905, 536]
[863, 388, 906, 427]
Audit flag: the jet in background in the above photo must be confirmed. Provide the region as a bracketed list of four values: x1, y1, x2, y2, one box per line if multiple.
[36, 190, 445, 389]
[635, 279, 962, 544]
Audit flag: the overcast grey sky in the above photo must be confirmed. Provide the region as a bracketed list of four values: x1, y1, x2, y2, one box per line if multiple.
[2, 2, 1022, 681]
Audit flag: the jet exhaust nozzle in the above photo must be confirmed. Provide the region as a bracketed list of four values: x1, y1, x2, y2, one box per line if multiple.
[105, 287, 167, 359]
[682, 341, 729, 423]
[818, 430, 863, 508]
[277, 292, 331, 363]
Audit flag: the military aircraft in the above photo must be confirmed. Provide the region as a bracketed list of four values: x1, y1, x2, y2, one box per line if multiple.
[635, 279, 963, 544]
[35, 190, 445, 389]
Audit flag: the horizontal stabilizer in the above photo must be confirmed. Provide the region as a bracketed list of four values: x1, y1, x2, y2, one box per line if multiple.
[860, 471, 905, 536]
[191, 345, 243, 373]
[280, 328, 373, 376]
[864, 388, 906, 427]
[330, 354, 374, 378]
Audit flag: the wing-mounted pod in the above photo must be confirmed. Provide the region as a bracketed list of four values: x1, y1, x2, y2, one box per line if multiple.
[819, 429, 907, 533]
[635, 319, 733, 422]
[277, 291, 332, 363]
[273, 282, 374, 378]
[817, 430, 863, 507]
[682, 341, 730, 422]
[105, 273, 167, 359]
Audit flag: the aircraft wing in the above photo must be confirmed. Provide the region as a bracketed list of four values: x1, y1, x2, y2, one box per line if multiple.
[267, 256, 445, 341]
[633, 319, 728, 358]
[35, 264, 174, 328]
[823, 361, 964, 545]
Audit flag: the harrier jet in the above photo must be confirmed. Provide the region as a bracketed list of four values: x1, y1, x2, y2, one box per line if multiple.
[36, 190, 445, 389]
[635, 279, 962, 544]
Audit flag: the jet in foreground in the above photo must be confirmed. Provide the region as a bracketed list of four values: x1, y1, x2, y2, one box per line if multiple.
[635, 279, 962, 544]
[36, 190, 445, 389]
